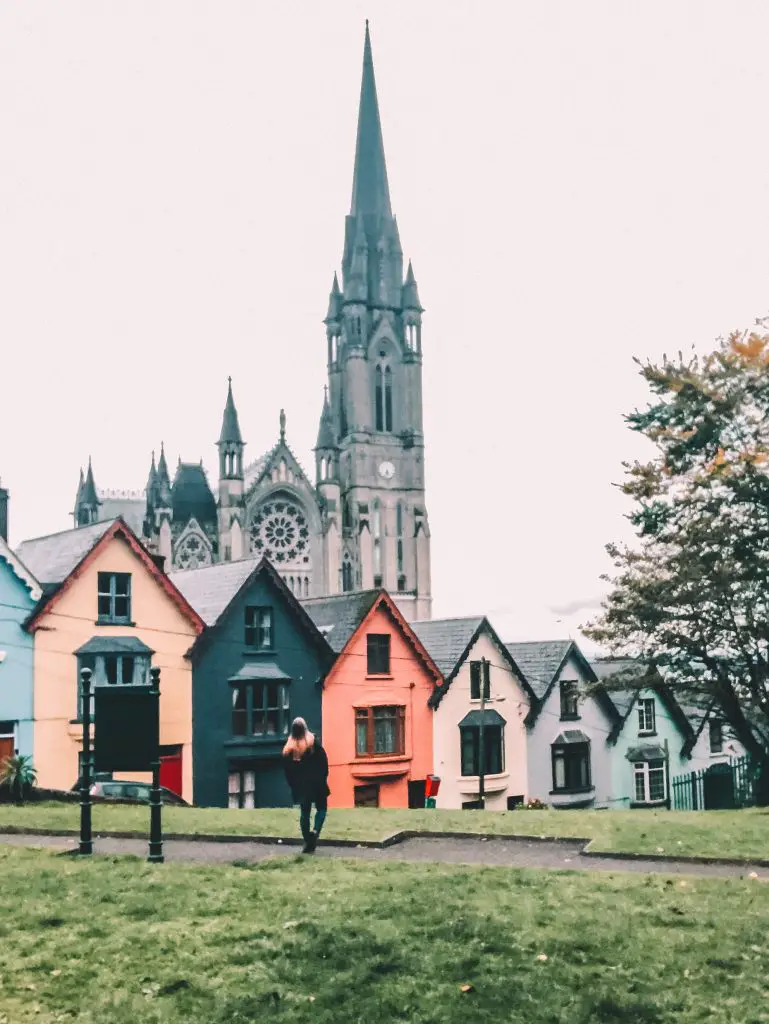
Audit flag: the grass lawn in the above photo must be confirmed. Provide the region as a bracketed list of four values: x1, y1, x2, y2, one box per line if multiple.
[1, 802, 769, 861]
[0, 846, 767, 1024]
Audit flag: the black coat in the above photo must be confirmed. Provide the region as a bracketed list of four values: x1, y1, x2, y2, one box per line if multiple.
[283, 741, 330, 803]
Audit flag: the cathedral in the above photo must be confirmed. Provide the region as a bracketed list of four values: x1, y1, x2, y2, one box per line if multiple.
[73, 24, 432, 621]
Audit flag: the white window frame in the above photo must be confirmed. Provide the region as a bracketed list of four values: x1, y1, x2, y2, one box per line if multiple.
[633, 760, 667, 804]
[637, 697, 656, 735]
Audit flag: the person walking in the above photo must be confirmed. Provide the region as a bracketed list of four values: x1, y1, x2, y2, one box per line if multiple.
[282, 717, 330, 853]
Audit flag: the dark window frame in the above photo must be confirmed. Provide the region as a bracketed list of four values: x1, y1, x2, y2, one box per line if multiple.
[366, 633, 391, 675]
[231, 681, 290, 738]
[355, 705, 405, 757]
[709, 719, 724, 754]
[551, 742, 592, 793]
[469, 660, 491, 701]
[460, 724, 504, 776]
[559, 680, 580, 720]
[244, 606, 273, 650]
[76, 652, 150, 721]
[637, 697, 656, 735]
[97, 572, 132, 624]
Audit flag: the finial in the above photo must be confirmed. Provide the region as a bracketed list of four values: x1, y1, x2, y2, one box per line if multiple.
[280, 408, 286, 441]
[227, 375, 232, 387]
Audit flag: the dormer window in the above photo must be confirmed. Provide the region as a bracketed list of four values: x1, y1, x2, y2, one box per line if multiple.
[559, 681, 579, 720]
[74, 636, 152, 721]
[97, 572, 131, 624]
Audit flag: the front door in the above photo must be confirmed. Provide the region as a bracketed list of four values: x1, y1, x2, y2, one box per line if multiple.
[0, 724, 15, 767]
[159, 745, 183, 797]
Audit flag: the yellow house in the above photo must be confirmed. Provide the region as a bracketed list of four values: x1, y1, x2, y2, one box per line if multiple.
[18, 518, 204, 801]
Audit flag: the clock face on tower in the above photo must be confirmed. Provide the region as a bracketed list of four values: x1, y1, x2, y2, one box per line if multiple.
[378, 461, 395, 480]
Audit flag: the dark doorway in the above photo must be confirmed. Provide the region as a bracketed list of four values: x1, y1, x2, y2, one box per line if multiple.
[703, 762, 736, 810]
[408, 779, 426, 809]
[354, 784, 380, 808]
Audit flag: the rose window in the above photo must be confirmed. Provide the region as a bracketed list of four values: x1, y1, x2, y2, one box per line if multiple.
[175, 534, 212, 570]
[248, 500, 310, 565]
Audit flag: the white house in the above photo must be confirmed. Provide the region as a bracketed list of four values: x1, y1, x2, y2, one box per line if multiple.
[508, 641, 621, 809]
[412, 617, 534, 811]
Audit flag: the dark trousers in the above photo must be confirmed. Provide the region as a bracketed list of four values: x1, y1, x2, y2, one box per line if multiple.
[299, 796, 328, 843]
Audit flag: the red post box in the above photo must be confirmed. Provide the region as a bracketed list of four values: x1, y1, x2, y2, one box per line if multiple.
[425, 775, 441, 798]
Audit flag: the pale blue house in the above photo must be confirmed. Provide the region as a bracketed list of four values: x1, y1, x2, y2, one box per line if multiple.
[0, 527, 41, 764]
[593, 658, 696, 808]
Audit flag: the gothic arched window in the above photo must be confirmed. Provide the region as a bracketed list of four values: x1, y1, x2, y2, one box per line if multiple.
[373, 500, 382, 585]
[342, 496, 353, 531]
[342, 557, 353, 593]
[247, 496, 311, 568]
[375, 363, 394, 432]
[396, 502, 404, 578]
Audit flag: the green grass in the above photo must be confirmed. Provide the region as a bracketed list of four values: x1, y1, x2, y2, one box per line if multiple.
[1, 802, 769, 861]
[0, 846, 767, 1023]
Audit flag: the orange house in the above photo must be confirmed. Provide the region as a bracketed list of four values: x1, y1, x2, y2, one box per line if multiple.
[19, 518, 205, 801]
[303, 590, 442, 808]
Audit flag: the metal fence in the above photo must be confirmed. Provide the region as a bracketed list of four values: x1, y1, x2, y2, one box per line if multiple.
[671, 756, 756, 810]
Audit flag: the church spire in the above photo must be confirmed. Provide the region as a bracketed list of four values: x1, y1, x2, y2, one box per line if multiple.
[350, 22, 392, 219]
[82, 457, 99, 507]
[315, 387, 336, 450]
[218, 376, 243, 445]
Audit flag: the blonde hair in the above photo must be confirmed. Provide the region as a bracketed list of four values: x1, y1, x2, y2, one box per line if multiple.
[282, 717, 315, 759]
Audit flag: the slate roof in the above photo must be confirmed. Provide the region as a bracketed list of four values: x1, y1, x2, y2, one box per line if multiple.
[98, 496, 145, 536]
[169, 558, 260, 626]
[301, 590, 381, 653]
[171, 463, 217, 527]
[16, 519, 116, 586]
[505, 640, 574, 700]
[410, 617, 485, 677]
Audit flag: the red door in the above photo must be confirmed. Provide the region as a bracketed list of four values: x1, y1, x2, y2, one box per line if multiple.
[159, 746, 183, 797]
[0, 736, 14, 767]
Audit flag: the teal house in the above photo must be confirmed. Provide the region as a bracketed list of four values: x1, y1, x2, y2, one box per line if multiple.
[0, 494, 41, 765]
[593, 659, 695, 808]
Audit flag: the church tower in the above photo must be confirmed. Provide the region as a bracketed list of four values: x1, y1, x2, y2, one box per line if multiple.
[320, 22, 431, 620]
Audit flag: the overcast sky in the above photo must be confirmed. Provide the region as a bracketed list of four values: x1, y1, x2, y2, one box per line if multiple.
[2, 2, 768, 649]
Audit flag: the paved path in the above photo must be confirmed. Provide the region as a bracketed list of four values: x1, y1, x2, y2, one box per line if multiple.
[1, 832, 767, 879]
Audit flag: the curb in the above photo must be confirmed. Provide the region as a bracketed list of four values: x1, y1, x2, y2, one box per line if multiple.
[3, 825, 766, 870]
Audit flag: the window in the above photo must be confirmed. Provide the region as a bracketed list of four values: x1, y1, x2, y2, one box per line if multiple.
[633, 760, 667, 804]
[551, 743, 591, 792]
[469, 660, 491, 701]
[228, 769, 256, 809]
[559, 681, 579, 720]
[460, 725, 504, 776]
[637, 698, 656, 735]
[342, 497, 353, 531]
[76, 652, 150, 720]
[375, 364, 394, 432]
[245, 607, 273, 649]
[355, 706, 405, 756]
[342, 557, 353, 593]
[709, 719, 724, 754]
[231, 682, 289, 737]
[97, 572, 131, 623]
[396, 503, 404, 583]
[366, 633, 391, 675]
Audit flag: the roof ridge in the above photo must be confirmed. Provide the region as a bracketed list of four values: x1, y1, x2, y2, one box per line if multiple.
[17, 518, 117, 546]
[301, 588, 381, 605]
[169, 556, 258, 577]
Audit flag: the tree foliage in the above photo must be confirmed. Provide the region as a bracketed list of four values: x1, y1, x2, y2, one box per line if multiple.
[586, 325, 769, 797]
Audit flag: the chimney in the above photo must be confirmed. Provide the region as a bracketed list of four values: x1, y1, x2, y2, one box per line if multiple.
[0, 480, 7, 543]
[150, 553, 166, 573]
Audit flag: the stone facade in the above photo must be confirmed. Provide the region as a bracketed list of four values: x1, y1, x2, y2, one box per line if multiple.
[71, 26, 432, 621]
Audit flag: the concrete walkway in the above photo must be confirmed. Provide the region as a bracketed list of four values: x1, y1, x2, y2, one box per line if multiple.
[1, 831, 767, 879]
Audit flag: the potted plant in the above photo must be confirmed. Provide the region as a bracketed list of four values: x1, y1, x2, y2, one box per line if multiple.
[0, 754, 37, 805]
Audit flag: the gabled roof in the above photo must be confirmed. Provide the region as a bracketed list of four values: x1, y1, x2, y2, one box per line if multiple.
[507, 639, 622, 729]
[22, 518, 205, 635]
[413, 616, 536, 710]
[591, 657, 696, 748]
[0, 536, 41, 602]
[169, 558, 260, 626]
[173, 556, 334, 664]
[302, 590, 382, 653]
[17, 519, 116, 587]
[75, 635, 154, 656]
[303, 589, 443, 684]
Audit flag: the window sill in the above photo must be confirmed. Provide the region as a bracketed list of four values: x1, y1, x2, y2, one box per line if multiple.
[458, 772, 509, 795]
[559, 714, 581, 722]
[354, 752, 407, 761]
[638, 731, 657, 738]
[95, 620, 136, 628]
[365, 674, 394, 681]
[226, 735, 288, 746]
[243, 648, 277, 655]
[549, 786, 594, 796]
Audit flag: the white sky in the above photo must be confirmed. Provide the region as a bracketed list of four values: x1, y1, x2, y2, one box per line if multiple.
[2, 2, 768, 650]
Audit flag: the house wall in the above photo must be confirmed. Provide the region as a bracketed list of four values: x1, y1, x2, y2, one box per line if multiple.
[433, 630, 530, 810]
[609, 687, 691, 808]
[31, 534, 200, 801]
[687, 714, 747, 773]
[192, 573, 329, 808]
[0, 558, 37, 760]
[322, 601, 436, 808]
[527, 653, 615, 808]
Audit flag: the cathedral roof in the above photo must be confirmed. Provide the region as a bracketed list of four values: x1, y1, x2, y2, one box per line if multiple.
[218, 377, 243, 445]
[350, 22, 392, 220]
[16, 519, 117, 587]
[171, 462, 217, 528]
